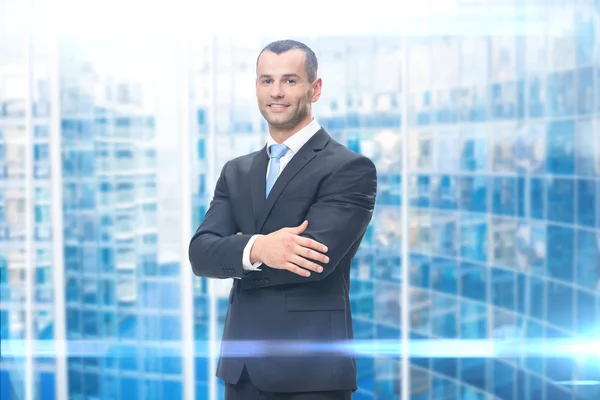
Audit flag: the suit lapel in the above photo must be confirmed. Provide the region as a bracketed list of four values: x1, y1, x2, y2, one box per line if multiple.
[250, 144, 269, 231]
[250, 128, 330, 233]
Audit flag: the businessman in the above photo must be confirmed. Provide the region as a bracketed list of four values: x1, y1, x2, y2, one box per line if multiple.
[189, 39, 378, 400]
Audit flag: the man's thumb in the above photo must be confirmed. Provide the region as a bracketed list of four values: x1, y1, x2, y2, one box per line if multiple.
[292, 220, 308, 232]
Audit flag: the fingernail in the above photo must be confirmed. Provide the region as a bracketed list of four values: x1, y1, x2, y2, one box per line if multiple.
[323, 246, 328, 252]
[324, 257, 329, 263]
[318, 267, 323, 273]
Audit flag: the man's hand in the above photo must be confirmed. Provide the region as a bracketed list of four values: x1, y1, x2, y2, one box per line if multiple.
[250, 220, 329, 277]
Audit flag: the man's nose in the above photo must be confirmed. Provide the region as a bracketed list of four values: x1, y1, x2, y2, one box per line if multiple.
[269, 83, 284, 98]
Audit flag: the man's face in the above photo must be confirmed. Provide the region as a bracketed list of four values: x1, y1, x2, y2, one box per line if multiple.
[255, 49, 321, 132]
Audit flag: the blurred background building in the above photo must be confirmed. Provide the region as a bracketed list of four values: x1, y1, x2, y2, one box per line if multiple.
[1, 0, 599, 399]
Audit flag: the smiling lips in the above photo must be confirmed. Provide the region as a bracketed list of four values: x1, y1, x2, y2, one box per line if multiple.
[268, 103, 289, 111]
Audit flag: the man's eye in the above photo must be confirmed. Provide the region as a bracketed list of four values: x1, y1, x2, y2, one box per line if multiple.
[263, 79, 272, 84]
[286, 80, 296, 84]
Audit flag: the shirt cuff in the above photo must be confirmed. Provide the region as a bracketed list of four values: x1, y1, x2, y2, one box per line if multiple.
[242, 234, 263, 271]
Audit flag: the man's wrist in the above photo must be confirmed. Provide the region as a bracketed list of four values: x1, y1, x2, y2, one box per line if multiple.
[250, 235, 263, 264]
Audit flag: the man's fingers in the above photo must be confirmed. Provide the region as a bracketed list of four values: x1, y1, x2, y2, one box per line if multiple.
[285, 262, 311, 277]
[295, 235, 328, 253]
[295, 245, 329, 265]
[290, 254, 323, 273]
[236, 232, 242, 235]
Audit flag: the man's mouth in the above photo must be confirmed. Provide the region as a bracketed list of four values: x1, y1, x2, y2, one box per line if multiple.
[268, 104, 289, 109]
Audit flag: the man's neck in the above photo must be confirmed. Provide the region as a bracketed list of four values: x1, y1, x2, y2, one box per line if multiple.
[269, 117, 313, 144]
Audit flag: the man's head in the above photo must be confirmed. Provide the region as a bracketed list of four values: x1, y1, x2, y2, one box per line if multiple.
[255, 39, 322, 139]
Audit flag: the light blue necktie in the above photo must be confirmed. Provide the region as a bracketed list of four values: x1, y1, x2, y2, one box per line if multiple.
[266, 144, 288, 197]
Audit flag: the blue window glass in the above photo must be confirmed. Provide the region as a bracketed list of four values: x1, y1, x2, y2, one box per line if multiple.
[100, 280, 115, 305]
[433, 359, 457, 381]
[460, 214, 488, 262]
[142, 253, 157, 276]
[492, 176, 516, 216]
[82, 373, 98, 397]
[460, 358, 486, 391]
[460, 263, 488, 301]
[575, 289, 597, 334]
[101, 312, 116, 338]
[546, 282, 573, 329]
[516, 177, 545, 220]
[431, 258, 457, 295]
[577, 68, 594, 115]
[162, 380, 183, 399]
[597, 66, 600, 113]
[160, 282, 181, 310]
[34, 143, 49, 162]
[431, 213, 458, 257]
[68, 371, 81, 395]
[528, 75, 546, 118]
[118, 313, 137, 340]
[516, 273, 526, 314]
[547, 177, 574, 223]
[546, 225, 574, 282]
[459, 176, 487, 212]
[460, 301, 486, 338]
[82, 311, 98, 337]
[431, 176, 457, 210]
[140, 282, 160, 308]
[161, 349, 182, 375]
[528, 277, 545, 321]
[81, 183, 95, 209]
[576, 229, 600, 291]
[120, 377, 138, 399]
[493, 361, 515, 399]
[575, 119, 596, 176]
[431, 294, 457, 338]
[546, 120, 575, 174]
[34, 205, 50, 224]
[140, 316, 160, 341]
[459, 133, 487, 172]
[547, 71, 576, 117]
[80, 150, 94, 176]
[492, 268, 515, 311]
[82, 279, 97, 304]
[66, 278, 79, 303]
[577, 179, 597, 227]
[100, 248, 115, 272]
[410, 255, 430, 289]
[67, 308, 80, 335]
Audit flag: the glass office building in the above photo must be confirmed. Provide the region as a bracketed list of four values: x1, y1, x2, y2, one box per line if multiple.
[2, 0, 599, 399]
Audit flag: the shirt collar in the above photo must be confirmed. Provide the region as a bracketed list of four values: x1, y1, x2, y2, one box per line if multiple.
[266, 119, 321, 156]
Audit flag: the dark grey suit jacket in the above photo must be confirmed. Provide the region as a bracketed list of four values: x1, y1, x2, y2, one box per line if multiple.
[189, 128, 377, 393]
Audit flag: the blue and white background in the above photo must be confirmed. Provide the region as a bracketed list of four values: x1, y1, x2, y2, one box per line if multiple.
[1, 0, 599, 399]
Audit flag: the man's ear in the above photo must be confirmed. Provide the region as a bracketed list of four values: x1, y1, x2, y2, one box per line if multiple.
[310, 77, 322, 103]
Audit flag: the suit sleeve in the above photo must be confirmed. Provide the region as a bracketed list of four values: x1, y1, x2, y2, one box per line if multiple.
[260, 155, 377, 287]
[188, 161, 254, 279]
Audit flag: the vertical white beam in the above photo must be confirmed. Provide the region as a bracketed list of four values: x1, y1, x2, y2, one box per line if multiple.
[175, 38, 196, 400]
[400, 33, 410, 400]
[48, 30, 68, 400]
[24, 0, 35, 398]
[207, 35, 218, 400]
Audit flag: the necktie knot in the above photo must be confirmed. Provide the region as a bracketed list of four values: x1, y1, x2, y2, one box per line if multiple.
[269, 144, 288, 160]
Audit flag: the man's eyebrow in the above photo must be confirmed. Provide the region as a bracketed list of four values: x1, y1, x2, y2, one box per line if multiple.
[258, 73, 301, 79]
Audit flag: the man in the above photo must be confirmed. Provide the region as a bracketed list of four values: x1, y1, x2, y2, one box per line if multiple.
[189, 39, 378, 400]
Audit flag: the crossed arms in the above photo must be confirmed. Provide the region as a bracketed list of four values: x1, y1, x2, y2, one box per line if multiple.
[188, 155, 377, 288]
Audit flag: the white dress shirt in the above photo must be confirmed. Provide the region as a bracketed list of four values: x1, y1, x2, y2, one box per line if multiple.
[241, 119, 322, 272]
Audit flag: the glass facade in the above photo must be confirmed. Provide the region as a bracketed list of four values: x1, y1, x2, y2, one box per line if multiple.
[1, 1, 599, 399]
